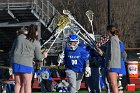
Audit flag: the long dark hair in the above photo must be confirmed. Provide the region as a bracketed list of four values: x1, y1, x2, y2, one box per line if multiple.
[26, 24, 38, 42]
[107, 25, 120, 36]
[16, 27, 28, 35]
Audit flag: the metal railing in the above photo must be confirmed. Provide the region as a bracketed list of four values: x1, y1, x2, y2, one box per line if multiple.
[0, 0, 62, 56]
[0, 0, 61, 28]
[0, 0, 32, 9]
[32, 0, 61, 26]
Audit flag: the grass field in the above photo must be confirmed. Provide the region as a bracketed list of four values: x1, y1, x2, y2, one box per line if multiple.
[32, 87, 140, 93]
[32, 90, 140, 93]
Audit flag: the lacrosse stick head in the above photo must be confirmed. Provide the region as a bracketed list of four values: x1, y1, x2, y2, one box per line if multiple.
[63, 22, 80, 38]
[63, 22, 74, 38]
[63, 10, 70, 15]
[63, 9, 75, 20]
[86, 10, 94, 22]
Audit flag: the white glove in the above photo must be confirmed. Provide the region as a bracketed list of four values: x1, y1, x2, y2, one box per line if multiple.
[58, 51, 64, 66]
[85, 67, 91, 77]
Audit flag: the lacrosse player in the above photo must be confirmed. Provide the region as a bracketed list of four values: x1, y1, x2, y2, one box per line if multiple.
[63, 34, 90, 93]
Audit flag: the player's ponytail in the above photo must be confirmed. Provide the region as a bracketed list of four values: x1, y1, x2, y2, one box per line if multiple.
[107, 25, 120, 37]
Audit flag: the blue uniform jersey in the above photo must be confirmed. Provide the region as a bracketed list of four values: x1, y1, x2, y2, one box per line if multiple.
[64, 46, 89, 73]
[79, 41, 87, 49]
[79, 41, 102, 67]
[36, 68, 52, 80]
[79, 41, 90, 54]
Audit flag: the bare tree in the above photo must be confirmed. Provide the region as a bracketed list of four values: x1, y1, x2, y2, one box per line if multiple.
[112, 0, 139, 47]
[50, 0, 140, 48]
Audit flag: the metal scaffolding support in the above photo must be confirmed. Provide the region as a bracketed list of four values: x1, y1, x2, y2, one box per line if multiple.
[0, 0, 64, 57]
[0, 0, 61, 28]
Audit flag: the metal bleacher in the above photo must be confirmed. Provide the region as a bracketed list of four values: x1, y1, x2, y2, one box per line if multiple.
[0, 0, 64, 66]
[0, 0, 61, 27]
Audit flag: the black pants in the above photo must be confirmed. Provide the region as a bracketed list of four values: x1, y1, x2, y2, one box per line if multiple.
[41, 79, 52, 92]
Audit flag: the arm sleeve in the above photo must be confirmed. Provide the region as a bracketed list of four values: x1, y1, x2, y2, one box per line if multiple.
[9, 39, 16, 57]
[85, 60, 90, 67]
[9, 35, 24, 57]
[34, 41, 44, 61]
[110, 36, 121, 66]
[81, 49, 90, 62]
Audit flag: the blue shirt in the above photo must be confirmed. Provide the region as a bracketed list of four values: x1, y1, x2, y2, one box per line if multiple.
[64, 46, 89, 73]
[36, 68, 52, 80]
[119, 40, 125, 60]
[79, 41, 102, 67]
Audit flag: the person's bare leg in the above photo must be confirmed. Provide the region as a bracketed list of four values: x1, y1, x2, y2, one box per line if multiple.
[20, 75, 24, 93]
[108, 72, 119, 93]
[23, 73, 33, 93]
[14, 73, 21, 93]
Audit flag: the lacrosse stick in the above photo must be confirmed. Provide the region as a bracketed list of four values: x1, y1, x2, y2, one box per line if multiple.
[63, 10, 96, 41]
[86, 10, 94, 35]
[41, 15, 70, 53]
[63, 10, 103, 56]
[63, 10, 88, 34]
[63, 22, 80, 38]
[62, 21, 92, 45]
[63, 21, 101, 55]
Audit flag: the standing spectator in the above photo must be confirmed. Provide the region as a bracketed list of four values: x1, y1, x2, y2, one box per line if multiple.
[99, 35, 110, 93]
[79, 38, 102, 93]
[9, 24, 47, 93]
[87, 49, 102, 93]
[64, 34, 90, 93]
[105, 25, 121, 93]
